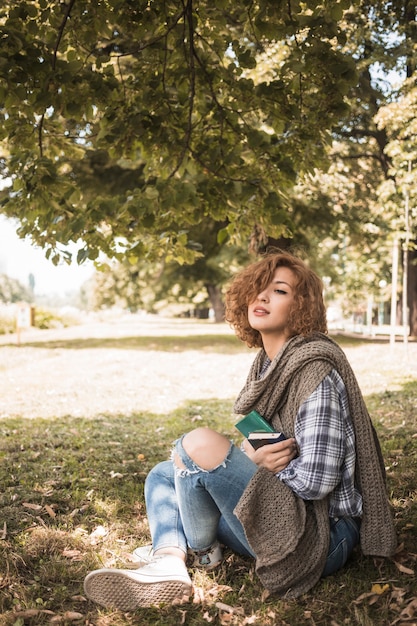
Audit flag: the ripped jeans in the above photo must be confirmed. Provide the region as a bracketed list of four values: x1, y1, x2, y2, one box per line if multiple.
[144, 436, 360, 575]
[144, 436, 256, 556]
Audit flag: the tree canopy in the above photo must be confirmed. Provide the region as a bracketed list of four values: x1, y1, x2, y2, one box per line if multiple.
[0, 0, 357, 264]
[1, 0, 417, 331]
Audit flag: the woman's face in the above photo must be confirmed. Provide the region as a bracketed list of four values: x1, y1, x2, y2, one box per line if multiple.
[248, 266, 296, 342]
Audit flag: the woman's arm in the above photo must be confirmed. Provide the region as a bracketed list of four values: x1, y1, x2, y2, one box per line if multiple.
[278, 372, 346, 500]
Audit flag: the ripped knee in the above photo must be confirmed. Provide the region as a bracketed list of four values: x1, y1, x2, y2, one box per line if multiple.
[181, 427, 231, 470]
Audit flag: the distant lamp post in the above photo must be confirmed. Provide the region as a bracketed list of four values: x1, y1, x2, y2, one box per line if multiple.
[378, 279, 387, 326]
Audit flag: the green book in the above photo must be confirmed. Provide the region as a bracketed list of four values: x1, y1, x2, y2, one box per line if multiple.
[234, 410, 275, 438]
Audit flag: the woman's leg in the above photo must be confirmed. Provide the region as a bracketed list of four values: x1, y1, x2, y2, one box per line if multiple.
[144, 460, 187, 557]
[84, 460, 192, 610]
[173, 427, 257, 557]
[83, 427, 256, 610]
[322, 517, 361, 577]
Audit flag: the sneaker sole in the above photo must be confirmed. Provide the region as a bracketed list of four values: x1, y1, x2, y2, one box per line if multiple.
[84, 569, 192, 610]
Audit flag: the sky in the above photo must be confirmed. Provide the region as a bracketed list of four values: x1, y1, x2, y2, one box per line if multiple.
[0, 215, 94, 297]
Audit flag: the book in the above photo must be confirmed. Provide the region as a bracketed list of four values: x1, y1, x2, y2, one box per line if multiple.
[234, 410, 275, 438]
[247, 431, 287, 449]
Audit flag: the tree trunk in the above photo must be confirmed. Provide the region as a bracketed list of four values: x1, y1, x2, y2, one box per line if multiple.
[408, 247, 417, 337]
[205, 283, 225, 323]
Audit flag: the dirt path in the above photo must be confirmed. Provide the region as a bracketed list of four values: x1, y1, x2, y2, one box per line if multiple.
[0, 314, 416, 419]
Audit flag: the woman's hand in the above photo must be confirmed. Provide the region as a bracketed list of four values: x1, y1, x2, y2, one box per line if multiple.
[242, 437, 298, 473]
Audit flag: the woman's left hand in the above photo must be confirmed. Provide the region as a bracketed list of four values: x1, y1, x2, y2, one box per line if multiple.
[242, 437, 298, 473]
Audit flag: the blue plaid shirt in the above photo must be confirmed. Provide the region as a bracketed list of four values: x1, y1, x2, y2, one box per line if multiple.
[278, 369, 363, 518]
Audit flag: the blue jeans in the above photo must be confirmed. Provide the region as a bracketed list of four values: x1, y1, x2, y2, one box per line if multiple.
[322, 516, 361, 577]
[144, 437, 256, 556]
[144, 437, 360, 575]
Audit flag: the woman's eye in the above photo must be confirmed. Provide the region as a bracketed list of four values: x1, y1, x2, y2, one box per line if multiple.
[275, 289, 287, 295]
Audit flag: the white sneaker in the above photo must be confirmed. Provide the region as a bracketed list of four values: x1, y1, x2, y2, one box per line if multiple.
[83, 555, 192, 610]
[131, 544, 154, 567]
[131, 542, 223, 570]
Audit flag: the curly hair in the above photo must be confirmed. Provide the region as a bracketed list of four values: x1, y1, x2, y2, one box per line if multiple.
[224, 251, 328, 348]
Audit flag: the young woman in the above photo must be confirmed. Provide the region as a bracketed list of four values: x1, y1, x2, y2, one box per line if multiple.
[84, 251, 397, 610]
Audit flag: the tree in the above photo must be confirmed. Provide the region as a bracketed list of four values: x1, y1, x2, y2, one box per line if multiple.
[282, 0, 417, 333]
[87, 218, 251, 321]
[0, 0, 357, 266]
[375, 80, 417, 333]
[0, 274, 33, 303]
[330, 0, 417, 333]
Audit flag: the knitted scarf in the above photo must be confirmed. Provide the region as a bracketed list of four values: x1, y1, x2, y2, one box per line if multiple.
[233, 333, 397, 598]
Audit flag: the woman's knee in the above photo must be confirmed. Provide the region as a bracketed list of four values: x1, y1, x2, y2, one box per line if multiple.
[181, 427, 230, 470]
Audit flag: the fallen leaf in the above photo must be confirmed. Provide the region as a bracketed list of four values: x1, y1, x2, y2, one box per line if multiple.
[12, 610, 41, 618]
[22, 502, 42, 511]
[353, 591, 380, 604]
[12, 609, 55, 617]
[89, 525, 108, 544]
[109, 471, 124, 478]
[207, 584, 233, 598]
[260, 588, 270, 602]
[394, 561, 415, 575]
[62, 549, 83, 560]
[192, 586, 205, 604]
[215, 601, 245, 616]
[399, 598, 417, 619]
[44, 504, 56, 518]
[368, 594, 382, 606]
[63, 611, 84, 621]
[371, 583, 390, 595]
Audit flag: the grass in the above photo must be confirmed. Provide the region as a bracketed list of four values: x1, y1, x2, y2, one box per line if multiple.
[0, 336, 416, 626]
[0, 331, 377, 353]
[21, 334, 249, 353]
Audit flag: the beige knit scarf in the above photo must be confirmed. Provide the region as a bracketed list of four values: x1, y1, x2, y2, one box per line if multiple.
[233, 333, 397, 597]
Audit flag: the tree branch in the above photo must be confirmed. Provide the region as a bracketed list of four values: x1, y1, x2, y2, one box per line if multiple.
[53, 0, 76, 70]
[169, 0, 195, 178]
[38, 0, 76, 158]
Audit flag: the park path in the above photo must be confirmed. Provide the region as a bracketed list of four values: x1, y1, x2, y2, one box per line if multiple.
[0, 314, 416, 419]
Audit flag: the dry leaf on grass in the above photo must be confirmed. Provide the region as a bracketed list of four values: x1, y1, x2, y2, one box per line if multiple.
[206, 584, 234, 598]
[12, 609, 55, 618]
[372, 583, 391, 595]
[394, 560, 415, 576]
[89, 525, 108, 544]
[50, 611, 84, 622]
[215, 601, 245, 615]
[22, 502, 43, 511]
[390, 597, 417, 624]
[44, 504, 56, 518]
[62, 548, 83, 560]
[354, 582, 391, 606]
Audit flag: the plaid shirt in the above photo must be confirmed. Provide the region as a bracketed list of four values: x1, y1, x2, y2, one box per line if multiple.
[278, 369, 363, 518]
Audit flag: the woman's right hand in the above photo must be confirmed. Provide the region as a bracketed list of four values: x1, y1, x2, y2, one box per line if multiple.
[242, 437, 298, 473]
